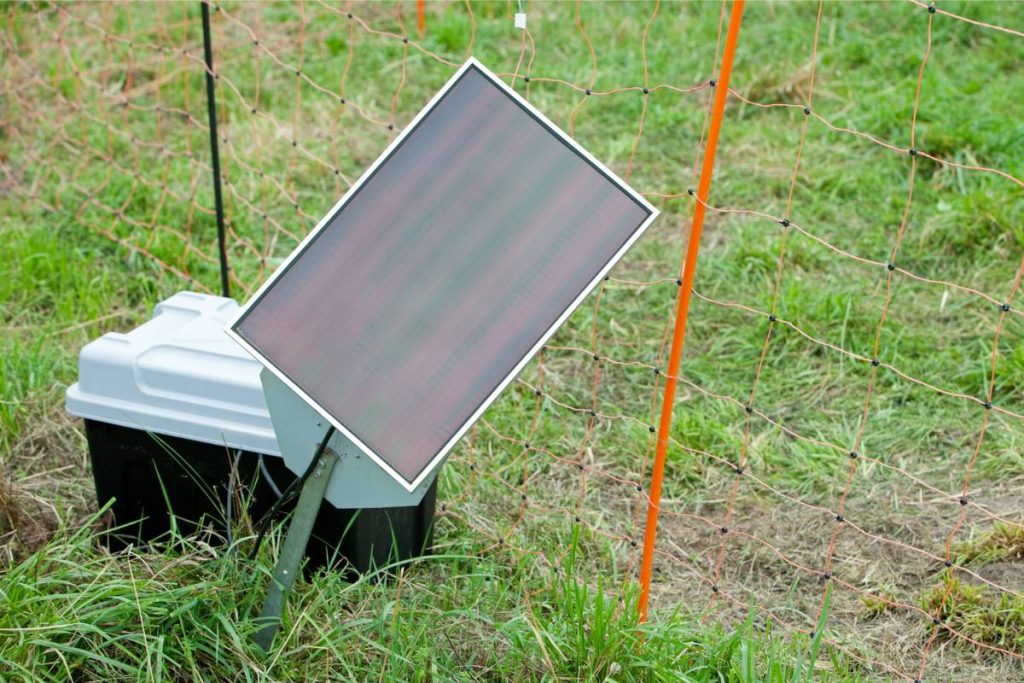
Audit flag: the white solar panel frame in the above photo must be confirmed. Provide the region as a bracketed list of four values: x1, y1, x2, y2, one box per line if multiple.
[225, 57, 660, 492]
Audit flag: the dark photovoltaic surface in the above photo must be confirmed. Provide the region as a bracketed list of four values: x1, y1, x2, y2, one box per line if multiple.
[234, 65, 652, 485]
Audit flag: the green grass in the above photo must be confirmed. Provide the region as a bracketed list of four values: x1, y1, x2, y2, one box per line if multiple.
[920, 573, 1024, 657]
[2, 1, 1024, 680]
[958, 524, 1024, 567]
[1, 511, 863, 682]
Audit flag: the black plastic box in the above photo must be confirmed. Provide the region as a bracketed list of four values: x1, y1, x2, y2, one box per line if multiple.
[85, 419, 436, 575]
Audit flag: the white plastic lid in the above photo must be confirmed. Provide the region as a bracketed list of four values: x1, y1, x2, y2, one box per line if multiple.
[66, 291, 280, 456]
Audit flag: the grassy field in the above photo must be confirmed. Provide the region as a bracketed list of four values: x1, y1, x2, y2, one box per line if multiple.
[2, 1, 1023, 680]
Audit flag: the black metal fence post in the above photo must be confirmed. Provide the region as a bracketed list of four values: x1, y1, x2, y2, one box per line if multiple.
[201, 1, 231, 298]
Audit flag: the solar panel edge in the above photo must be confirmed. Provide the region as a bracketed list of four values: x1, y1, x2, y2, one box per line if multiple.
[225, 57, 660, 492]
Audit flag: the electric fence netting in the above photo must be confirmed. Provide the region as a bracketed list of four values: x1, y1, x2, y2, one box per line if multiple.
[3, 2, 1023, 680]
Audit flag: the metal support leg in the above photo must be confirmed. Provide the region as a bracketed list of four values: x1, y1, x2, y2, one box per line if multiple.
[253, 447, 339, 651]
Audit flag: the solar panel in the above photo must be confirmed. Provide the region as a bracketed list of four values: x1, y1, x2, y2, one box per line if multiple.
[227, 58, 659, 491]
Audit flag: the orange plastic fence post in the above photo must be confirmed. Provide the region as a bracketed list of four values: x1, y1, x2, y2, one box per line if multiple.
[637, 0, 746, 623]
[417, 0, 426, 35]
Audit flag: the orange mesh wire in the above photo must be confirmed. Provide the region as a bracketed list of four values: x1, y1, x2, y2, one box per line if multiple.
[4, 2, 1023, 679]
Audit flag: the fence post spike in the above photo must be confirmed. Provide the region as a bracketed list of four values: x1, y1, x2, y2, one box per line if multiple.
[636, 0, 746, 624]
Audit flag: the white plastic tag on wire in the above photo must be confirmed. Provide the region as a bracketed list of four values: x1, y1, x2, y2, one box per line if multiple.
[514, 0, 526, 30]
